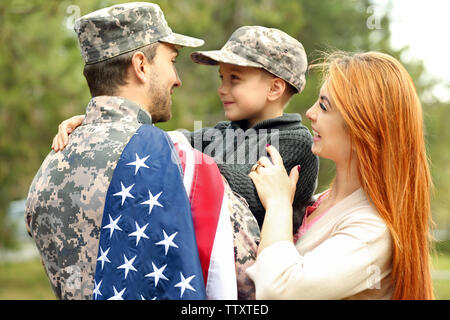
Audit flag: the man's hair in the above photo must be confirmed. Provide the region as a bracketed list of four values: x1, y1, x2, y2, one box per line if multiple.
[83, 42, 159, 97]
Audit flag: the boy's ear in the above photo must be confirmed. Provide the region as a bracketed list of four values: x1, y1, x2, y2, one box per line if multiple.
[267, 77, 286, 102]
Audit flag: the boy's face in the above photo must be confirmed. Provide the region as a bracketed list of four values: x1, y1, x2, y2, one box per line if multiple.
[218, 63, 275, 127]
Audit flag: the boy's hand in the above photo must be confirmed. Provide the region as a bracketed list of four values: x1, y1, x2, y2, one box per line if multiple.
[51, 115, 85, 152]
[167, 131, 190, 146]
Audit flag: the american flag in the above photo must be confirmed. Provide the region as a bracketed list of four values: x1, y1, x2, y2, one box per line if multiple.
[92, 125, 236, 300]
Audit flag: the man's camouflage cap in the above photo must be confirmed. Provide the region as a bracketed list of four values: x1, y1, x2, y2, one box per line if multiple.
[74, 2, 204, 64]
[191, 26, 307, 93]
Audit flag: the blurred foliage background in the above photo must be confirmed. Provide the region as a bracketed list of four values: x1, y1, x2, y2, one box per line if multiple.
[0, 0, 449, 252]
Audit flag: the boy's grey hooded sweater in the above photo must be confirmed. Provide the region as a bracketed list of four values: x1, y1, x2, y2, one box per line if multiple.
[181, 113, 319, 231]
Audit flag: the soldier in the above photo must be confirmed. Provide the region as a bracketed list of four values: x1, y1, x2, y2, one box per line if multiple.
[25, 2, 259, 300]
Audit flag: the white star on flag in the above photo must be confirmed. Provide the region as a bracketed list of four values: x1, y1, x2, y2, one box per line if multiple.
[117, 254, 138, 279]
[97, 247, 111, 270]
[103, 214, 122, 238]
[93, 280, 102, 299]
[126, 153, 150, 175]
[107, 286, 126, 300]
[145, 262, 169, 287]
[156, 230, 179, 255]
[174, 272, 196, 298]
[141, 190, 163, 214]
[128, 222, 150, 246]
[113, 182, 135, 206]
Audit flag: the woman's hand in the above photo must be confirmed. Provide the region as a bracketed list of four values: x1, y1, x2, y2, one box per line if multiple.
[249, 145, 300, 210]
[51, 115, 85, 152]
[249, 145, 301, 253]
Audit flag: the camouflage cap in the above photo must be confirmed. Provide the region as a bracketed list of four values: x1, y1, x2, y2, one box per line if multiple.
[75, 2, 204, 64]
[191, 26, 307, 93]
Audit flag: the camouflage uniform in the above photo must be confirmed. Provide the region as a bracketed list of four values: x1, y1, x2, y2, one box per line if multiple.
[25, 2, 260, 300]
[74, 2, 203, 65]
[224, 178, 260, 300]
[26, 97, 152, 299]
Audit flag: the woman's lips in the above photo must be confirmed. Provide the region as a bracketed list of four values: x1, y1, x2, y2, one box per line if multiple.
[312, 129, 321, 142]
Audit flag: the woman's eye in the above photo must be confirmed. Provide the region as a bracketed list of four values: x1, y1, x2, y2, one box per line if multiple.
[319, 102, 327, 111]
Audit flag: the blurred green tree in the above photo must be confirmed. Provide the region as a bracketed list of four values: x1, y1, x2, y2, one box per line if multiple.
[0, 0, 446, 246]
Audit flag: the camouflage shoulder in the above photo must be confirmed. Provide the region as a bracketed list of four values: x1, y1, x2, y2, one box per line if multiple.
[223, 177, 260, 300]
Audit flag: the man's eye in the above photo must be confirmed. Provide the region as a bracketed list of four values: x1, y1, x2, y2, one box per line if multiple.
[231, 74, 239, 80]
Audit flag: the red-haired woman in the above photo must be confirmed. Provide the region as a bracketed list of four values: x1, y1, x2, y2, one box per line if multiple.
[247, 51, 434, 300]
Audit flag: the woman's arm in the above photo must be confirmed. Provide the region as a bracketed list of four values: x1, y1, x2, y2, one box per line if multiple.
[246, 213, 392, 300]
[248, 145, 300, 254]
[247, 146, 392, 300]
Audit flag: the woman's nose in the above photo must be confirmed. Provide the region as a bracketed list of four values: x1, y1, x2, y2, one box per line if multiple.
[306, 105, 316, 122]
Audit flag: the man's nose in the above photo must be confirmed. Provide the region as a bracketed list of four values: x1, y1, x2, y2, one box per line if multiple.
[173, 66, 182, 88]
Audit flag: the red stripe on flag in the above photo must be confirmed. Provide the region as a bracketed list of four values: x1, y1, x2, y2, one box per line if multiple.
[188, 151, 224, 285]
[176, 145, 186, 173]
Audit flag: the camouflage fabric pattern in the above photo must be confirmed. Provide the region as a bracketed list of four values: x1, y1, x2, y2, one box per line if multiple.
[191, 26, 307, 92]
[75, 2, 204, 64]
[224, 178, 260, 300]
[25, 96, 152, 299]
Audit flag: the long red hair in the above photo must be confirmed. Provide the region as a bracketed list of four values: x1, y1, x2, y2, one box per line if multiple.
[318, 51, 434, 299]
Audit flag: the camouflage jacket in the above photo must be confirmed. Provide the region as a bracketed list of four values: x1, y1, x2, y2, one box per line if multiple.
[25, 96, 152, 299]
[25, 96, 259, 300]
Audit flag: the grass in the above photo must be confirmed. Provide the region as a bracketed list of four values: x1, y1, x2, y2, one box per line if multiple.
[0, 259, 55, 300]
[0, 252, 449, 300]
[431, 250, 450, 299]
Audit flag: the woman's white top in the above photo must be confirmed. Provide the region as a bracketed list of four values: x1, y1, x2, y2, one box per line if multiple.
[246, 188, 393, 300]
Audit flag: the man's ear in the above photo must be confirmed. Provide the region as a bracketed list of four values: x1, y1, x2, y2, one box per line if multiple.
[267, 77, 286, 102]
[130, 51, 149, 84]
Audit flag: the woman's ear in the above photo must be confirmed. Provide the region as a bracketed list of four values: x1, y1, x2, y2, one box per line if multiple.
[267, 77, 286, 102]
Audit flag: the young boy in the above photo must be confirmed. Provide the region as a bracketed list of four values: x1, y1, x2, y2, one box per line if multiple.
[185, 26, 318, 231]
[52, 26, 318, 232]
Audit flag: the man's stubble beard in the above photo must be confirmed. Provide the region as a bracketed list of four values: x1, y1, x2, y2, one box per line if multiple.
[147, 74, 172, 123]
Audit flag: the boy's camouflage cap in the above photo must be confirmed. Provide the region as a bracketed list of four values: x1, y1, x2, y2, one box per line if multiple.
[74, 2, 204, 64]
[191, 26, 307, 93]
